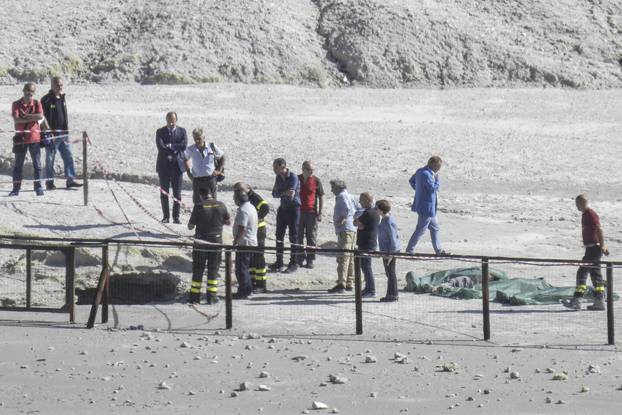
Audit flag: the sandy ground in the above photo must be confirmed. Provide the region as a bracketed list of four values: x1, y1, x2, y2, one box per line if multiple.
[1, 84, 622, 413]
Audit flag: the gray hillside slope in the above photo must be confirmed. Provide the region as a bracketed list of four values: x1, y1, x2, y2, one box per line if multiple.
[1, 0, 621, 88]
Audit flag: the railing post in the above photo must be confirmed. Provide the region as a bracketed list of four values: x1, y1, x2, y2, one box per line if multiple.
[101, 244, 109, 323]
[26, 248, 32, 309]
[354, 252, 363, 335]
[65, 247, 76, 323]
[481, 257, 491, 341]
[82, 134, 88, 206]
[225, 249, 233, 330]
[606, 263, 614, 345]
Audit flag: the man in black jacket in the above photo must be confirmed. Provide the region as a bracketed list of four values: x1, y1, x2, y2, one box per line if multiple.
[40, 77, 83, 190]
[155, 112, 188, 223]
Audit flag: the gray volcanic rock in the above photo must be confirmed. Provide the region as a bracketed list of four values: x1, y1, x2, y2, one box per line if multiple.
[1, 0, 620, 88]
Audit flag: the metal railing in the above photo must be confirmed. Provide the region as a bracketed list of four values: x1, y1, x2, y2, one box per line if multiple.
[0, 234, 619, 345]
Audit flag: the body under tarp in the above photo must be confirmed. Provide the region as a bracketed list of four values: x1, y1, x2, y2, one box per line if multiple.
[404, 267, 618, 305]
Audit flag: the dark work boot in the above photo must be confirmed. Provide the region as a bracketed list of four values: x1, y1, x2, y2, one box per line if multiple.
[206, 294, 219, 305]
[160, 196, 170, 223]
[562, 297, 581, 311]
[587, 295, 605, 311]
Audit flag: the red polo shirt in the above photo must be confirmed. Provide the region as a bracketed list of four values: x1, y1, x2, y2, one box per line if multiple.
[12, 98, 43, 144]
[298, 174, 324, 213]
[582, 208, 600, 245]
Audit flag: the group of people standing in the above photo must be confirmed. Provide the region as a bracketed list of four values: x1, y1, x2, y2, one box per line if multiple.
[9, 80, 83, 196]
[8, 88, 612, 312]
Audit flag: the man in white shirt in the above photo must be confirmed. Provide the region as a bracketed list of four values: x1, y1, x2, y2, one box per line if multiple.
[183, 127, 225, 203]
[232, 189, 258, 299]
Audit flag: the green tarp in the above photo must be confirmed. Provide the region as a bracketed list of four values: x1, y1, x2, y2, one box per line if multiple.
[405, 267, 618, 306]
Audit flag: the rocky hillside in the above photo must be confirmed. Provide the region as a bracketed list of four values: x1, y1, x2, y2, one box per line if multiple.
[0, 0, 621, 88]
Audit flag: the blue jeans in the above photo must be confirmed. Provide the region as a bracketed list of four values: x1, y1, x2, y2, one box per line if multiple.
[275, 206, 300, 266]
[360, 255, 375, 293]
[13, 143, 42, 191]
[406, 214, 442, 254]
[45, 134, 76, 184]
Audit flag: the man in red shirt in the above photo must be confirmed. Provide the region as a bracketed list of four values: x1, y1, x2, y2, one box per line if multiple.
[563, 194, 610, 311]
[296, 160, 324, 269]
[10, 83, 44, 196]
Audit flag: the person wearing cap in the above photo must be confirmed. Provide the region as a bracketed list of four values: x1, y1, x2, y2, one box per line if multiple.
[9, 82, 44, 197]
[156, 111, 188, 223]
[328, 179, 356, 293]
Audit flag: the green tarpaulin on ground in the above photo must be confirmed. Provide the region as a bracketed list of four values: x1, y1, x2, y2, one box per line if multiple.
[404, 267, 618, 306]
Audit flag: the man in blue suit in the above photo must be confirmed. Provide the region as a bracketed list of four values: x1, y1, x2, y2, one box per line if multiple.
[405, 156, 448, 255]
[156, 112, 188, 224]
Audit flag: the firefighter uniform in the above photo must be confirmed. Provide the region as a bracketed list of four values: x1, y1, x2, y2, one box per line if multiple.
[188, 197, 230, 304]
[248, 190, 270, 292]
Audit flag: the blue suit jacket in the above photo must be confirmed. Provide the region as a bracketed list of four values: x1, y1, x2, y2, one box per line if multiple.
[156, 126, 188, 174]
[410, 166, 439, 217]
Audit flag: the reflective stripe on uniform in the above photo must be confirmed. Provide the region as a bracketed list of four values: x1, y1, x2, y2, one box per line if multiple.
[576, 285, 588, 293]
[254, 267, 267, 281]
[256, 200, 267, 210]
[191, 281, 202, 288]
[257, 221, 266, 228]
[190, 287, 201, 293]
[207, 279, 218, 293]
[595, 285, 605, 293]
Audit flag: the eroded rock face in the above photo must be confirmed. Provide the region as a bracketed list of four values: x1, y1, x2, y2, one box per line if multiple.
[1, 0, 620, 88]
[75, 272, 182, 304]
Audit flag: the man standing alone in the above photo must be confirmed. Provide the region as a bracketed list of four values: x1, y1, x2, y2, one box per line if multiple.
[156, 112, 187, 223]
[297, 160, 324, 269]
[562, 194, 610, 311]
[269, 158, 301, 274]
[10, 83, 44, 196]
[40, 76, 83, 190]
[405, 156, 448, 255]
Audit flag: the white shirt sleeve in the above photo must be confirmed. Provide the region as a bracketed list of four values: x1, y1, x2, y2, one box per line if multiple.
[183, 146, 192, 161]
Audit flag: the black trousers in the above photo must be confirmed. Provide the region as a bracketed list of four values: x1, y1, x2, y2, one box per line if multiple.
[190, 236, 222, 302]
[383, 257, 398, 299]
[158, 167, 183, 219]
[193, 176, 217, 203]
[297, 211, 318, 263]
[275, 206, 300, 267]
[575, 245, 604, 298]
[251, 226, 267, 283]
